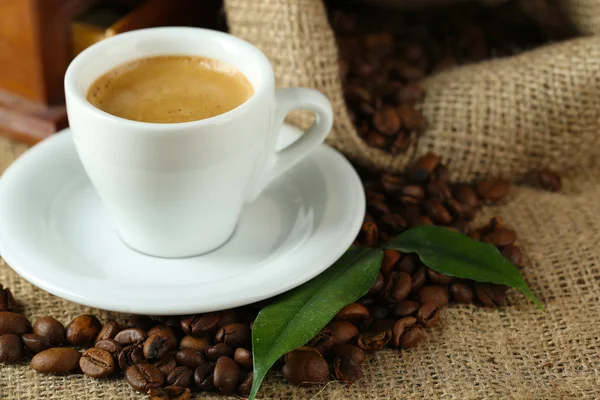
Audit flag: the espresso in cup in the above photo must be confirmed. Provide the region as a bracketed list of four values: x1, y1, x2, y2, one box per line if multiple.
[86, 55, 254, 123]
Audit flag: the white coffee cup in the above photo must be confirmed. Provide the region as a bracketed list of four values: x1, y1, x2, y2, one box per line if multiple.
[64, 27, 333, 258]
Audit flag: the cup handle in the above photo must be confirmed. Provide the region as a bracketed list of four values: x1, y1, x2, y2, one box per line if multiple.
[247, 88, 333, 201]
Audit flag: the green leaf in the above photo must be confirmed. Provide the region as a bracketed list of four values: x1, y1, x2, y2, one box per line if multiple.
[385, 225, 544, 310]
[249, 246, 383, 399]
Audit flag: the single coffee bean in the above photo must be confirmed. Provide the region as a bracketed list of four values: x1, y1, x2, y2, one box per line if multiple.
[0, 311, 31, 336]
[373, 106, 400, 136]
[95, 320, 121, 343]
[282, 349, 329, 387]
[331, 343, 365, 365]
[450, 282, 474, 304]
[394, 300, 421, 318]
[214, 323, 250, 348]
[410, 153, 441, 181]
[0, 285, 17, 312]
[283, 346, 321, 365]
[148, 386, 191, 400]
[427, 269, 454, 285]
[307, 328, 334, 356]
[118, 344, 145, 371]
[148, 324, 178, 346]
[397, 105, 426, 133]
[477, 178, 510, 201]
[153, 355, 177, 376]
[205, 343, 234, 361]
[66, 315, 102, 346]
[215, 309, 238, 329]
[33, 317, 65, 346]
[410, 266, 427, 292]
[482, 228, 517, 247]
[31, 347, 81, 373]
[95, 339, 123, 357]
[380, 173, 406, 194]
[114, 328, 147, 346]
[327, 321, 359, 344]
[125, 363, 165, 393]
[360, 220, 379, 247]
[144, 333, 174, 360]
[454, 185, 480, 209]
[417, 285, 449, 306]
[176, 348, 206, 368]
[333, 356, 363, 384]
[0, 333, 24, 364]
[238, 371, 253, 396]
[181, 313, 221, 336]
[233, 347, 253, 369]
[400, 185, 425, 203]
[80, 347, 115, 378]
[417, 301, 440, 328]
[479, 216, 503, 235]
[179, 335, 211, 353]
[400, 325, 424, 348]
[368, 273, 385, 295]
[501, 244, 523, 267]
[125, 315, 154, 331]
[194, 362, 216, 391]
[214, 356, 240, 394]
[391, 272, 412, 302]
[334, 303, 370, 321]
[392, 317, 417, 348]
[167, 366, 193, 388]
[424, 199, 453, 225]
[397, 254, 418, 275]
[538, 169, 562, 192]
[357, 329, 392, 352]
[474, 283, 508, 306]
[22, 333, 52, 354]
[381, 250, 401, 276]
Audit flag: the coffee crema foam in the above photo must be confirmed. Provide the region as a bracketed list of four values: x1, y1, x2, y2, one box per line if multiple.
[86, 55, 254, 123]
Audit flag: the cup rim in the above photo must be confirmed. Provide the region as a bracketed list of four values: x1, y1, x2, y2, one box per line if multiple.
[64, 27, 274, 130]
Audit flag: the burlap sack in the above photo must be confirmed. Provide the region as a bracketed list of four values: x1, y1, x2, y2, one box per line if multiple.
[2, 133, 600, 398]
[225, 0, 600, 182]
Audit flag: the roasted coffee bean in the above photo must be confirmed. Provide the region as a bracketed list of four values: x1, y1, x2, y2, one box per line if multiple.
[474, 283, 508, 306]
[334, 356, 363, 384]
[417, 301, 440, 328]
[31, 348, 81, 373]
[390, 133, 411, 154]
[367, 305, 390, 321]
[400, 185, 425, 203]
[238, 371, 253, 396]
[215, 309, 238, 329]
[417, 285, 449, 306]
[33, 317, 65, 346]
[427, 181, 452, 202]
[144, 332, 176, 360]
[479, 216, 503, 234]
[80, 347, 115, 378]
[482, 228, 516, 246]
[396, 83, 424, 105]
[538, 169, 562, 192]
[214, 356, 240, 394]
[153, 355, 177, 376]
[0, 311, 31, 336]
[307, 328, 334, 356]
[194, 362, 216, 391]
[179, 335, 211, 353]
[367, 131, 386, 148]
[149, 386, 191, 400]
[0, 285, 17, 312]
[397, 254, 418, 275]
[66, 315, 102, 346]
[125, 315, 154, 331]
[114, 328, 147, 346]
[410, 153, 441, 181]
[95, 339, 123, 357]
[335, 303, 370, 321]
[373, 106, 400, 136]
[410, 266, 427, 292]
[357, 329, 392, 352]
[205, 343, 234, 361]
[424, 199, 453, 225]
[176, 348, 206, 368]
[95, 320, 120, 343]
[392, 317, 416, 348]
[181, 313, 221, 336]
[501, 244, 523, 267]
[118, 344, 145, 371]
[391, 272, 412, 302]
[332, 343, 365, 365]
[454, 185, 480, 209]
[368, 273, 385, 295]
[397, 105, 426, 133]
[371, 319, 396, 334]
[233, 347, 253, 369]
[427, 269, 453, 285]
[125, 363, 165, 393]
[450, 282, 474, 304]
[282, 349, 329, 387]
[22, 333, 52, 354]
[167, 366, 193, 388]
[400, 324, 424, 348]
[360, 220, 379, 247]
[327, 321, 359, 344]
[381, 250, 401, 276]
[0, 334, 24, 364]
[477, 178, 510, 201]
[215, 323, 250, 348]
[380, 173, 406, 194]
[394, 300, 421, 318]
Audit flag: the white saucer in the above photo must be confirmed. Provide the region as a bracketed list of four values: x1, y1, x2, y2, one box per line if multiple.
[0, 124, 365, 315]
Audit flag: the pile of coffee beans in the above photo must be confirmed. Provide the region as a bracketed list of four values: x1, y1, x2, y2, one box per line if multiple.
[0, 152, 541, 399]
[330, 1, 553, 153]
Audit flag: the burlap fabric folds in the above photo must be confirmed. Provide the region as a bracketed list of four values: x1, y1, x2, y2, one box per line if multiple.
[2, 0, 600, 397]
